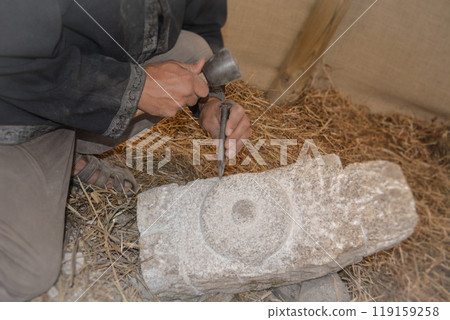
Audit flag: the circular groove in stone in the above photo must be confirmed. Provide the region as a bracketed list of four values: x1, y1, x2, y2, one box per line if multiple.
[200, 174, 293, 264]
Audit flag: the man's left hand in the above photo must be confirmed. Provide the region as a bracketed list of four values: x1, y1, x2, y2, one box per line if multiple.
[199, 97, 250, 158]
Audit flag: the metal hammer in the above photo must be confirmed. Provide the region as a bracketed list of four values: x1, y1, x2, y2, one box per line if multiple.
[136, 48, 242, 178]
[135, 47, 241, 115]
[202, 47, 242, 87]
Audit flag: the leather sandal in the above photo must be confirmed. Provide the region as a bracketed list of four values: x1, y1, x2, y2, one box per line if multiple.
[71, 154, 138, 196]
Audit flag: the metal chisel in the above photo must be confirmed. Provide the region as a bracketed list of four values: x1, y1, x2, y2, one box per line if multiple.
[218, 101, 232, 179]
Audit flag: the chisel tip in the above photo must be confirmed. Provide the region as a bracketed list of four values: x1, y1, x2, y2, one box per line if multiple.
[218, 161, 225, 179]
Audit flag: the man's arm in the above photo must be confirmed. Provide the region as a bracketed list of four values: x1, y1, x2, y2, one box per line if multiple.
[0, 0, 146, 138]
[0, 49, 145, 138]
[181, 0, 251, 157]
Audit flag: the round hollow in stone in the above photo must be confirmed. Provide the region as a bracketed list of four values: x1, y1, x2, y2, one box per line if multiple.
[200, 175, 293, 265]
[231, 199, 257, 224]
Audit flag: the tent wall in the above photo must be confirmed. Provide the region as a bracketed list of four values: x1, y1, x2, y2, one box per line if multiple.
[222, 0, 316, 90]
[222, 0, 450, 119]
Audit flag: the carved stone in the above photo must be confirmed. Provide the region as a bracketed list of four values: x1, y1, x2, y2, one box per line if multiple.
[137, 155, 417, 299]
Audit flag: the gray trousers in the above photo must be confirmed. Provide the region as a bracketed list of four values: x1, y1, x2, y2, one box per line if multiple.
[0, 31, 212, 301]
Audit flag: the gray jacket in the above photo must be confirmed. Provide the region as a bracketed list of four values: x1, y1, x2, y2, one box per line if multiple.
[0, 0, 226, 145]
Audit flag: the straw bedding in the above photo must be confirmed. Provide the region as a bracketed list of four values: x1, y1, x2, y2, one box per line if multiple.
[36, 81, 448, 302]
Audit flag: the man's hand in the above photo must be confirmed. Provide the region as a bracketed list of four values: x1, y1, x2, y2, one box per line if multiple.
[199, 97, 251, 158]
[138, 59, 209, 117]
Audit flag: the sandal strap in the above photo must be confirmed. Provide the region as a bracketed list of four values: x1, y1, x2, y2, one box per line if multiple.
[72, 154, 138, 195]
[73, 155, 101, 185]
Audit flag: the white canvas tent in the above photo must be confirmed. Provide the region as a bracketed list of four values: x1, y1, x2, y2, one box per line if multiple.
[223, 0, 450, 119]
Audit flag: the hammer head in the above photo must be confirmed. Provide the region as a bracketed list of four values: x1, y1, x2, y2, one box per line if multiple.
[202, 47, 242, 87]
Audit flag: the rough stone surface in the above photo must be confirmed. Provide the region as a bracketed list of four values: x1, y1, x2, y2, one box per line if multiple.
[272, 273, 350, 302]
[137, 155, 418, 299]
[298, 273, 350, 302]
[46, 286, 60, 301]
[272, 284, 301, 302]
[61, 251, 84, 276]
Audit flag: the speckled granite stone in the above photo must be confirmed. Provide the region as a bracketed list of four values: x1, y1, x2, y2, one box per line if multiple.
[137, 155, 417, 299]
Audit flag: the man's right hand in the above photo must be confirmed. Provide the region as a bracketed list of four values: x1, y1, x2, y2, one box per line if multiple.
[137, 58, 209, 117]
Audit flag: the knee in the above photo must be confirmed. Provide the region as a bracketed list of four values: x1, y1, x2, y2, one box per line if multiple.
[182, 30, 213, 57]
[177, 30, 214, 63]
[0, 250, 61, 301]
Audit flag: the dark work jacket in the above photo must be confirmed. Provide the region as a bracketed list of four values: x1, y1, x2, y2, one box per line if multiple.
[0, 0, 226, 145]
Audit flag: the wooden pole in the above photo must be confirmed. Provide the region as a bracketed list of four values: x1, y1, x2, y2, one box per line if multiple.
[268, 0, 352, 103]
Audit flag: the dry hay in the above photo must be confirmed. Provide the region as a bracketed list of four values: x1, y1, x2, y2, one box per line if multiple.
[37, 81, 449, 302]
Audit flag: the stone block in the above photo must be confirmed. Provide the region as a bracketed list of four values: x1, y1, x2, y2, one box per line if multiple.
[271, 284, 301, 302]
[298, 273, 350, 302]
[137, 155, 417, 299]
[272, 273, 350, 302]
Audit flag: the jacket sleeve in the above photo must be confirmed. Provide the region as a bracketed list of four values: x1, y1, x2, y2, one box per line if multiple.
[0, 0, 146, 138]
[182, 0, 227, 53]
[0, 48, 145, 138]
